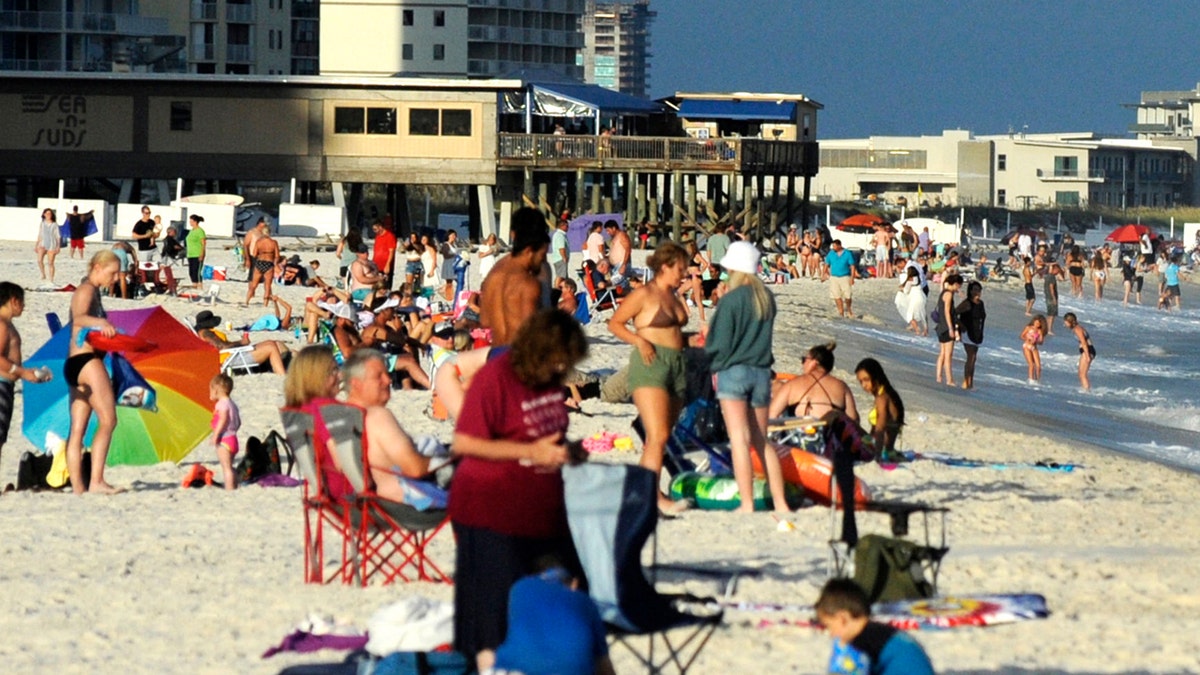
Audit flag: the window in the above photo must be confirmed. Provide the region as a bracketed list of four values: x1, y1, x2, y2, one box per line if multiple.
[170, 102, 192, 131]
[402, 43, 413, 60]
[997, 154, 1006, 171]
[367, 108, 396, 135]
[433, 44, 445, 61]
[1055, 191, 1080, 206]
[441, 109, 472, 136]
[403, 9, 413, 25]
[434, 10, 445, 26]
[997, 189, 1006, 206]
[410, 109, 440, 135]
[1053, 156, 1078, 178]
[334, 107, 365, 134]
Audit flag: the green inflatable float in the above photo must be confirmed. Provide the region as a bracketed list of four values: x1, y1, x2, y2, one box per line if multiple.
[670, 471, 806, 511]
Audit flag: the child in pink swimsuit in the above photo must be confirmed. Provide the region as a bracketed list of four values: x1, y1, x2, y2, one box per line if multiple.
[209, 373, 242, 490]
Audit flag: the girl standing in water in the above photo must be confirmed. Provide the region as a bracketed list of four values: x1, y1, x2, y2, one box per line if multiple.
[1063, 313, 1095, 391]
[934, 274, 963, 386]
[1020, 314, 1047, 385]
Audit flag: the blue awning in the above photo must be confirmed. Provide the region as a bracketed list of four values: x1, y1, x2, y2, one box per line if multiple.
[676, 99, 797, 122]
[533, 82, 665, 116]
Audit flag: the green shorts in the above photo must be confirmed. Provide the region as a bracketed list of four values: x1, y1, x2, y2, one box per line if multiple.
[627, 344, 687, 399]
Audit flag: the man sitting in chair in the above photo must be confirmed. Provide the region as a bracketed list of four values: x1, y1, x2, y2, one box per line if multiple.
[342, 348, 435, 503]
[194, 310, 291, 376]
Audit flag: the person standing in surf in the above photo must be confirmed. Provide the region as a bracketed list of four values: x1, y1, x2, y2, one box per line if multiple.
[1063, 313, 1095, 392]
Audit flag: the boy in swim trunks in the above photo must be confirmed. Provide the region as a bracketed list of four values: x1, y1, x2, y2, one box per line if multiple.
[209, 373, 241, 490]
[0, 282, 52, 468]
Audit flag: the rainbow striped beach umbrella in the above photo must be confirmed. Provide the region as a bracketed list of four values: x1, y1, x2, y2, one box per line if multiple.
[22, 306, 219, 466]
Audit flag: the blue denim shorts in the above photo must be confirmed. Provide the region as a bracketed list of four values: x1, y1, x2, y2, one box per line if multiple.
[714, 364, 772, 408]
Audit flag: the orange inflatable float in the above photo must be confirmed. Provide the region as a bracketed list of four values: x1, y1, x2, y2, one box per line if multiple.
[751, 446, 872, 508]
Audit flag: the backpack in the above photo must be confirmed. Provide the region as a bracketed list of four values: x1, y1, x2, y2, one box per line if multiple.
[852, 534, 935, 603]
[236, 430, 295, 484]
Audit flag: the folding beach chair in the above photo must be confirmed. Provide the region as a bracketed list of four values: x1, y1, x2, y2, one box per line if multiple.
[280, 407, 359, 585]
[580, 260, 619, 318]
[564, 462, 723, 674]
[319, 402, 452, 586]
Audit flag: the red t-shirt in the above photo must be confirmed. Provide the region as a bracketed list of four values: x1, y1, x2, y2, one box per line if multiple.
[373, 230, 397, 273]
[302, 398, 355, 501]
[449, 352, 569, 538]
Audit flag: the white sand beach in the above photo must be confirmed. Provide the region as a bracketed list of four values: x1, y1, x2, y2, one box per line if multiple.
[1, 238, 1199, 674]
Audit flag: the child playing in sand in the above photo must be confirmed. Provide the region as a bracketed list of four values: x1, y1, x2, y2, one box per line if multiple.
[209, 374, 241, 490]
[815, 578, 934, 675]
[1020, 314, 1046, 384]
[1063, 312, 1095, 392]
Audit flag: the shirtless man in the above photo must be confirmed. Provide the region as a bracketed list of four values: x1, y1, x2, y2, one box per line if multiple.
[242, 218, 267, 277]
[872, 225, 893, 279]
[0, 282, 52, 466]
[1022, 256, 1036, 316]
[342, 349, 433, 503]
[605, 220, 633, 279]
[479, 207, 550, 347]
[245, 227, 280, 306]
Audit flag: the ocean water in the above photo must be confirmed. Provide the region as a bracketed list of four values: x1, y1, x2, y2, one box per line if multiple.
[822, 281, 1200, 473]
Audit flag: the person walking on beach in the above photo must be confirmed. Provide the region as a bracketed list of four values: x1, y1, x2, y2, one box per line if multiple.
[185, 214, 207, 290]
[934, 274, 963, 387]
[0, 282, 52, 469]
[956, 281, 986, 390]
[208, 374, 241, 490]
[1090, 250, 1107, 301]
[704, 241, 787, 514]
[1066, 245, 1086, 298]
[1043, 260, 1062, 336]
[245, 228, 279, 306]
[35, 208, 61, 283]
[607, 241, 691, 515]
[65, 251, 124, 495]
[480, 208, 551, 346]
[1121, 255, 1142, 306]
[1022, 256, 1036, 316]
[1020, 314, 1047, 384]
[1063, 313, 1095, 392]
[823, 239, 859, 318]
[65, 205, 94, 259]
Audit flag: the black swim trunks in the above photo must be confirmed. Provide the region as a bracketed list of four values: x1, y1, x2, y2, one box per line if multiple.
[1024, 283, 1035, 300]
[253, 259, 274, 275]
[64, 352, 105, 388]
[0, 378, 13, 445]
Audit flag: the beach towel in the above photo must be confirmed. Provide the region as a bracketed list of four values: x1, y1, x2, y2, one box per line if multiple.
[249, 314, 281, 331]
[736, 593, 1050, 631]
[890, 451, 1080, 472]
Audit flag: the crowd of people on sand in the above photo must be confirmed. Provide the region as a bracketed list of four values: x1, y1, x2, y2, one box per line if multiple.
[26, 200, 1200, 672]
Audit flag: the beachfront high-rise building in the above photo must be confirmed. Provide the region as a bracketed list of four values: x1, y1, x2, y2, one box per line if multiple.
[319, 0, 585, 79]
[0, 0, 186, 73]
[578, 0, 654, 98]
[140, 0, 293, 75]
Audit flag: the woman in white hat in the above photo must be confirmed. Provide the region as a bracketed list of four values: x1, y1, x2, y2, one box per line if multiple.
[704, 241, 788, 513]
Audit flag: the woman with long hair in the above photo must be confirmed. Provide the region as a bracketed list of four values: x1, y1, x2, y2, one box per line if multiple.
[420, 233, 438, 293]
[1091, 250, 1107, 300]
[934, 273, 963, 386]
[64, 250, 123, 495]
[1066, 245, 1086, 297]
[854, 358, 905, 459]
[608, 241, 691, 513]
[956, 281, 986, 390]
[450, 309, 588, 672]
[35, 208, 61, 283]
[704, 241, 786, 513]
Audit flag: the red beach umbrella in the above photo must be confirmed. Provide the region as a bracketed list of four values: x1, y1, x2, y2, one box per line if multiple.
[1105, 224, 1151, 244]
[839, 213, 889, 228]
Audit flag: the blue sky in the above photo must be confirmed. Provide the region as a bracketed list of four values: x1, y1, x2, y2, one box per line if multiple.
[649, 1, 1200, 139]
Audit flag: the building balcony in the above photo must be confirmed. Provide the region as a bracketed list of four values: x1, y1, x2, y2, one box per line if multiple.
[498, 133, 819, 176]
[193, 43, 215, 61]
[1036, 168, 1105, 183]
[191, 2, 217, 21]
[0, 57, 63, 71]
[1127, 123, 1176, 135]
[0, 10, 64, 31]
[226, 44, 254, 62]
[226, 3, 256, 23]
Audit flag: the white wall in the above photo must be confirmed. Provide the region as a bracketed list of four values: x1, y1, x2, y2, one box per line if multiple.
[0, 207, 44, 242]
[112, 204, 183, 239]
[168, 201, 236, 238]
[1184, 223, 1200, 248]
[278, 203, 345, 238]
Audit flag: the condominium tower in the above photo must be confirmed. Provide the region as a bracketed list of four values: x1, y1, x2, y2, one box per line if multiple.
[579, 0, 653, 97]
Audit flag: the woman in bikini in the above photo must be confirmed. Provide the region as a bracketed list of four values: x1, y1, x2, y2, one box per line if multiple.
[683, 239, 710, 320]
[1020, 314, 1047, 384]
[934, 273, 963, 387]
[1063, 312, 1095, 391]
[1066, 245, 1086, 298]
[854, 358, 905, 460]
[799, 231, 814, 278]
[1090, 250, 1107, 301]
[607, 241, 691, 513]
[768, 342, 859, 423]
[64, 250, 123, 495]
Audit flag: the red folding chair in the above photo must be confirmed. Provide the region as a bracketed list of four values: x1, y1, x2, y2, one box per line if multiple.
[319, 402, 452, 586]
[580, 260, 619, 317]
[280, 407, 359, 584]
